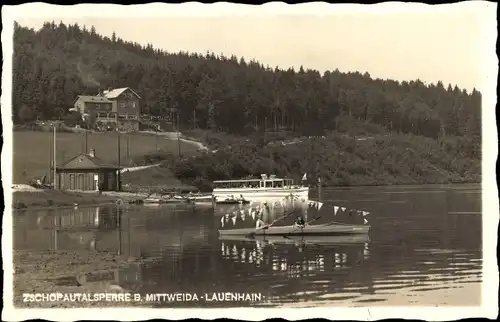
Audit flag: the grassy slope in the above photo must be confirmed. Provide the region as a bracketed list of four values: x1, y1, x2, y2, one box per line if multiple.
[13, 130, 199, 183]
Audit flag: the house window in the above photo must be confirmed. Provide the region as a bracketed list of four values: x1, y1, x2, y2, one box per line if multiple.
[132, 101, 136, 108]
[69, 174, 75, 190]
[120, 103, 125, 108]
[78, 174, 84, 190]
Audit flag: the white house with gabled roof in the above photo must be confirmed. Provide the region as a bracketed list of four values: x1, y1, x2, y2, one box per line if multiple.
[72, 87, 141, 131]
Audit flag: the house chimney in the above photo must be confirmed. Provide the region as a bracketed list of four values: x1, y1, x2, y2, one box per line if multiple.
[89, 149, 95, 157]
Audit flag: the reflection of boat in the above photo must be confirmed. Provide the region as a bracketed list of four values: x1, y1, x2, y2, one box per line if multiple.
[218, 222, 370, 236]
[213, 174, 309, 202]
[219, 234, 370, 245]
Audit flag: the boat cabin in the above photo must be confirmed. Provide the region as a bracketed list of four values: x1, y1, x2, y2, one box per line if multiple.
[213, 174, 296, 189]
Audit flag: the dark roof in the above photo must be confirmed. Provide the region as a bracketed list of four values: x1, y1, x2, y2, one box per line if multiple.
[74, 95, 113, 104]
[56, 153, 122, 171]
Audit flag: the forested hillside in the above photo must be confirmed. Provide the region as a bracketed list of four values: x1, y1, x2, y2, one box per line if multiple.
[12, 21, 481, 188]
[13, 21, 481, 139]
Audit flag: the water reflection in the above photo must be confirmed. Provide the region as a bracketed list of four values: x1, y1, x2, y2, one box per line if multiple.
[13, 184, 482, 307]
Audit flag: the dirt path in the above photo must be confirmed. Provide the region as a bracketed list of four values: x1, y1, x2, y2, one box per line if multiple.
[120, 163, 161, 173]
[138, 131, 209, 151]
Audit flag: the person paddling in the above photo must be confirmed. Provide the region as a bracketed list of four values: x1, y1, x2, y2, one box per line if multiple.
[294, 215, 306, 228]
[255, 215, 266, 229]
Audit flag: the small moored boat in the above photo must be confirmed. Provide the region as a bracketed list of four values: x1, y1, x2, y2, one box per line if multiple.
[143, 197, 193, 205]
[218, 222, 370, 237]
[174, 194, 213, 202]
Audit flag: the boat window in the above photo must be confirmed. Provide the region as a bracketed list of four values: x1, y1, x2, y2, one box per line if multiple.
[265, 181, 273, 188]
[214, 180, 262, 189]
[274, 180, 284, 188]
[247, 182, 259, 188]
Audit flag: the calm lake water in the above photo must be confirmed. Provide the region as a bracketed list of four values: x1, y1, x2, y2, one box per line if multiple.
[13, 184, 482, 307]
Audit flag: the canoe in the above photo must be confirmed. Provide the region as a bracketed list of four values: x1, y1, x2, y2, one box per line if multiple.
[218, 222, 370, 236]
[219, 234, 370, 245]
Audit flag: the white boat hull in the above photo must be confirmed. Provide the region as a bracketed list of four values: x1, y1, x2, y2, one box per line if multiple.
[213, 187, 309, 202]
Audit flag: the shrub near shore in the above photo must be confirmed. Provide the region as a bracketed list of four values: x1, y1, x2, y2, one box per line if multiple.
[167, 131, 480, 190]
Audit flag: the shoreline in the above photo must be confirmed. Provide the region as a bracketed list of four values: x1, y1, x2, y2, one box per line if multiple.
[11, 189, 206, 211]
[12, 190, 146, 211]
[10, 181, 481, 211]
[13, 249, 153, 308]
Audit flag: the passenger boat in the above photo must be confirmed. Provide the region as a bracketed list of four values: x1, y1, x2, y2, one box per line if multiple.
[212, 174, 309, 203]
[219, 234, 370, 245]
[218, 222, 370, 237]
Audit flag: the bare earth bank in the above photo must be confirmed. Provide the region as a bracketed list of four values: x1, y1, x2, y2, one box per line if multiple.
[13, 250, 152, 308]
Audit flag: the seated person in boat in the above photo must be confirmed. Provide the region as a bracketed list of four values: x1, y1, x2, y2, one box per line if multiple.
[255, 215, 266, 229]
[220, 213, 236, 229]
[294, 215, 306, 228]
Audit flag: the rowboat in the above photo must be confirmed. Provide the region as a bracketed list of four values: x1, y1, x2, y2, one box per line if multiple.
[219, 234, 370, 245]
[218, 222, 370, 236]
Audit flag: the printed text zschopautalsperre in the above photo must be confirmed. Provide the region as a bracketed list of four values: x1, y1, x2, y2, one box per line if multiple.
[22, 292, 264, 303]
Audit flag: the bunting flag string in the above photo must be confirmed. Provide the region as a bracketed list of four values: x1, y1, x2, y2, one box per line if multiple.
[364, 218, 368, 225]
[307, 200, 324, 210]
[330, 205, 371, 223]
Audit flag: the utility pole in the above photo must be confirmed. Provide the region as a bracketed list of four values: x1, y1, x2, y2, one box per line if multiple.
[155, 128, 158, 152]
[126, 135, 130, 159]
[48, 130, 52, 185]
[53, 125, 57, 190]
[177, 111, 181, 157]
[117, 131, 121, 191]
[84, 129, 88, 153]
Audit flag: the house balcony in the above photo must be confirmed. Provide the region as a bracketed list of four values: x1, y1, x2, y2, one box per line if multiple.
[95, 112, 118, 123]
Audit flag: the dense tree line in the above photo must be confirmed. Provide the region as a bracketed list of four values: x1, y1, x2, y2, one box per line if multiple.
[149, 131, 480, 191]
[13, 21, 481, 140]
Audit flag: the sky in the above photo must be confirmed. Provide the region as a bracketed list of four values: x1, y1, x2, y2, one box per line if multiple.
[12, 2, 497, 92]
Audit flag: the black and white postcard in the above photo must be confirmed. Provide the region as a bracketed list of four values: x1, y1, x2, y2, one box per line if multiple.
[1, 2, 498, 321]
